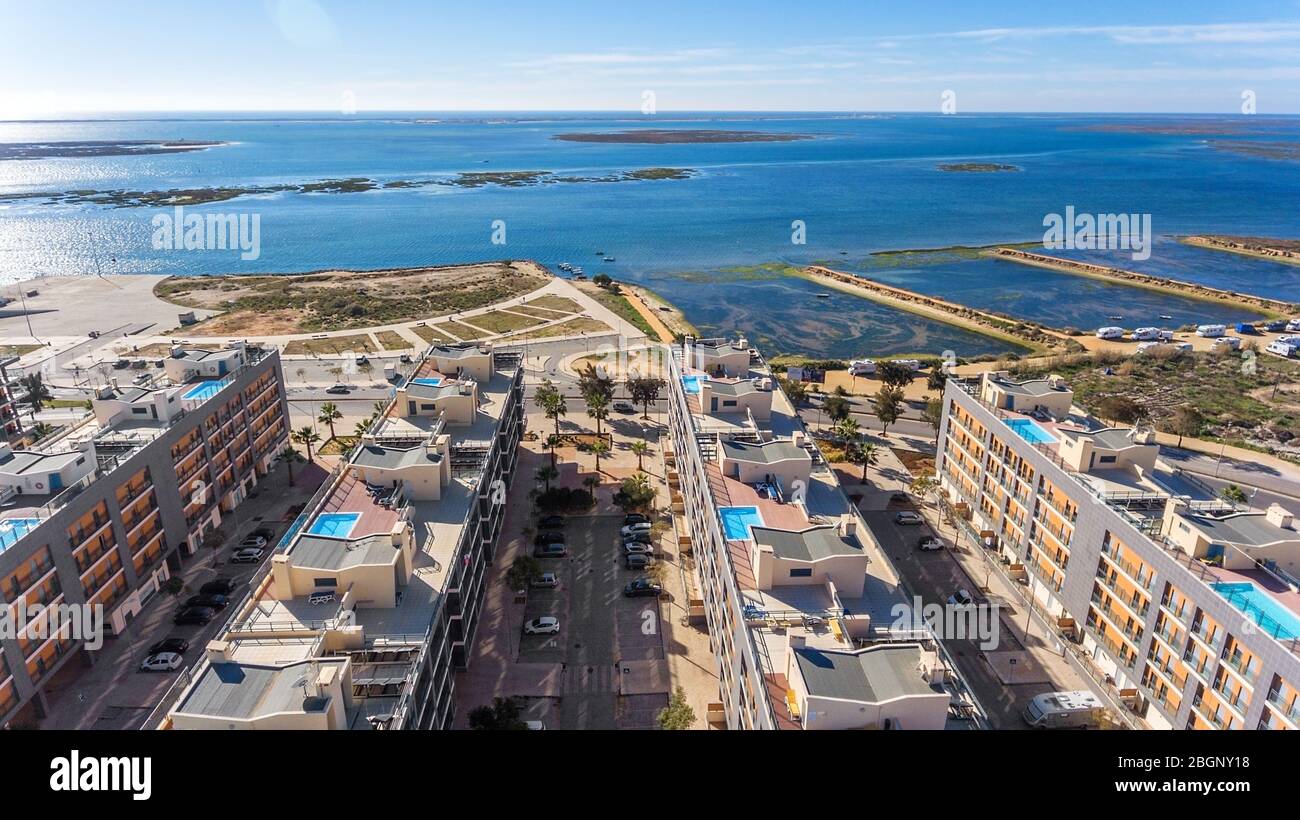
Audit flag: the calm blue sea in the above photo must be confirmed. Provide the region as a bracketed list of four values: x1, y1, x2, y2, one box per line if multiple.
[2, 111, 1298, 356]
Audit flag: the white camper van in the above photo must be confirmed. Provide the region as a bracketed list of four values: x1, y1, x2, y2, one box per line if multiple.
[848, 359, 876, 376]
[1023, 690, 1106, 729]
[1267, 340, 1297, 359]
[1195, 324, 1226, 338]
[1095, 326, 1125, 340]
[1131, 327, 1161, 341]
[1213, 336, 1241, 351]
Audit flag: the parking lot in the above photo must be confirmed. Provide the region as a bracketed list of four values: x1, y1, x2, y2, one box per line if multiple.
[862, 506, 1072, 729]
[518, 514, 668, 729]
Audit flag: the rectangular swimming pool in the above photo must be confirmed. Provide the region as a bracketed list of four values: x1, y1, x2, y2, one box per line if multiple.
[0, 517, 42, 555]
[308, 512, 362, 539]
[1211, 581, 1300, 641]
[718, 506, 764, 541]
[411, 377, 443, 387]
[681, 374, 710, 395]
[182, 379, 225, 401]
[1005, 417, 1056, 445]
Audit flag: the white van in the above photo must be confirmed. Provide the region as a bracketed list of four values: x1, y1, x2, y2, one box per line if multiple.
[848, 359, 876, 376]
[1095, 326, 1125, 340]
[1195, 324, 1226, 338]
[1213, 336, 1241, 351]
[1286, 317, 1300, 332]
[1135, 341, 1161, 353]
[893, 359, 922, 372]
[1023, 690, 1106, 729]
[1158, 329, 1175, 341]
[1131, 327, 1160, 341]
[1267, 340, 1297, 359]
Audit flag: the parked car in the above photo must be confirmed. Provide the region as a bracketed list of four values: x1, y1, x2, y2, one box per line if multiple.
[613, 401, 635, 414]
[251, 527, 277, 541]
[534, 531, 565, 546]
[524, 720, 547, 730]
[537, 515, 565, 530]
[534, 543, 568, 558]
[623, 542, 655, 555]
[624, 513, 650, 526]
[889, 492, 910, 503]
[183, 594, 229, 611]
[894, 511, 924, 525]
[947, 588, 974, 607]
[355, 355, 369, 366]
[139, 652, 184, 672]
[625, 554, 650, 570]
[173, 606, 216, 625]
[624, 531, 652, 545]
[523, 616, 560, 635]
[532, 572, 560, 588]
[148, 638, 190, 656]
[325, 385, 351, 395]
[624, 578, 663, 597]
[620, 522, 653, 537]
[918, 535, 943, 551]
[198, 579, 236, 596]
[239, 535, 268, 549]
[230, 547, 265, 564]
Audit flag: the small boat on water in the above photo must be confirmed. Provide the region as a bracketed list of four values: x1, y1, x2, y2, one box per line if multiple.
[1108, 315, 1123, 321]
[815, 292, 831, 298]
[1159, 315, 1173, 320]
[603, 256, 615, 262]
[558, 262, 573, 271]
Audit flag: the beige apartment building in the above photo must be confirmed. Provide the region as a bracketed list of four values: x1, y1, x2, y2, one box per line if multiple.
[938, 371, 1300, 730]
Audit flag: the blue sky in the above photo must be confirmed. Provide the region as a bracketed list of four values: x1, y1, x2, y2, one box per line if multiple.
[3, 0, 1299, 115]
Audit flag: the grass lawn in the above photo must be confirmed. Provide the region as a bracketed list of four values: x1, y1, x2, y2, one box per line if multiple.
[586, 287, 655, 337]
[319, 435, 360, 456]
[459, 310, 546, 334]
[527, 295, 582, 313]
[374, 330, 414, 350]
[0, 344, 45, 357]
[517, 317, 611, 339]
[411, 324, 455, 344]
[46, 399, 90, 409]
[438, 320, 490, 340]
[511, 305, 572, 319]
[283, 334, 378, 356]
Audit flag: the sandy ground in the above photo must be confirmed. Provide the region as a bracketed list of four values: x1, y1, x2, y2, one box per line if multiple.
[0, 274, 216, 338]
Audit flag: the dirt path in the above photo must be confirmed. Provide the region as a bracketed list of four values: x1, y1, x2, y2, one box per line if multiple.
[616, 283, 677, 342]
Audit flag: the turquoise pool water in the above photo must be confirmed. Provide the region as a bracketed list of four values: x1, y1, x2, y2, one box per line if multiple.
[1212, 582, 1300, 641]
[1005, 417, 1056, 446]
[0, 518, 42, 554]
[719, 506, 764, 541]
[412, 377, 443, 387]
[308, 512, 361, 538]
[182, 379, 225, 401]
[682, 374, 710, 395]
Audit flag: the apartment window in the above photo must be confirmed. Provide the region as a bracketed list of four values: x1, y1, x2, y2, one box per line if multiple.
[722, 400, 737, 407]
[1098, 455, 1116, 464]
[313, 578, 338, 588]
[789, 568, 812, 578]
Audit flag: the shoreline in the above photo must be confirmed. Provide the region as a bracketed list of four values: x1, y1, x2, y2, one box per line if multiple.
[1180, 235, 1300, 268]
[987, 248, 1293, 320]
[798, 265, 1061, 356]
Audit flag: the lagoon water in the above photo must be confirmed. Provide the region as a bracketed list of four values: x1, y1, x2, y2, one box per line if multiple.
[2, 112, 1299, 356]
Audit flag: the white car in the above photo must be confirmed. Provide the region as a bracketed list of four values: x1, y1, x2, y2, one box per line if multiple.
[524, 720, 547, 731]
[918, 535, 943, 551]
[894, 511, 924, 525]
[239, 535, 268, 549]
[523, 616, 560, 635]
[230, 547, 265, 564]
[623, 542, 655, 555]
[531, 572, 559, 588]
[620, 522, 653, 538]
[139, 652, 184, 672]
[947, 588, 975, 608]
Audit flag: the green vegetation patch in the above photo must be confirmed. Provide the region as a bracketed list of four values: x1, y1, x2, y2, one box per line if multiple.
[460, 310, 547, 334]
[411, 324, 456, 344]
[521, 317, 611, 338]
[526, 295, 582, 313]
[439, 321, 490, 340]
[283, 334, 378, 357]
[374, 330, 414, 350]
[586, 287, 655, 337]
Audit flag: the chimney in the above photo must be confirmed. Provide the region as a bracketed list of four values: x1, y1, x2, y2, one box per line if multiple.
[1266, 504, 1293, 529]
[785, 629, 808, 681]
[170, 344, 184, 358]
[110, 377, 118, 391]
[205, 640, 234, 664]
[839, 513, 857, 538]
[791, 430, 805, 448]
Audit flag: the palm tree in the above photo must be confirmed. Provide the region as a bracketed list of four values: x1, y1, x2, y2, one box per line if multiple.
[535, 464, 559, 492]
[545, 434, 561, 468]
[292, 426, 321, 461]
[533, 379, 567, 438]
[630, 440, 649, 470]
[582, 474, 601, 495]
[276, 446, 305, 485]
[852, 441, 879, 482]
[20, 373, 52, 414]
[29, 421, 54, 441]
[318, 402, 342, 440]
[589, 439, 610, 474]
[354, 419, 372, 438]
[833, 417, 859, 444]
[909, 475, 939, 507]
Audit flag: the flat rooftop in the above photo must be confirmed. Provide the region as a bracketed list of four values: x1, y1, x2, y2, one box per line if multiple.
[793, 643, 941, 703]
[174, 656, 345, 721]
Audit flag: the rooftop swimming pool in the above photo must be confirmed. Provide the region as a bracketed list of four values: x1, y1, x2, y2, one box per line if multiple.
[1212, 581, 1300, 641]
[308, 512, 362, 539]
[681, 374, 710, 395]
[1005, 417, 1057, 446]
[0, 517, 42, 554]
[411, 377, 443, 387]
[719, 505, 764, 541]
[182, 379, 225, 401]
